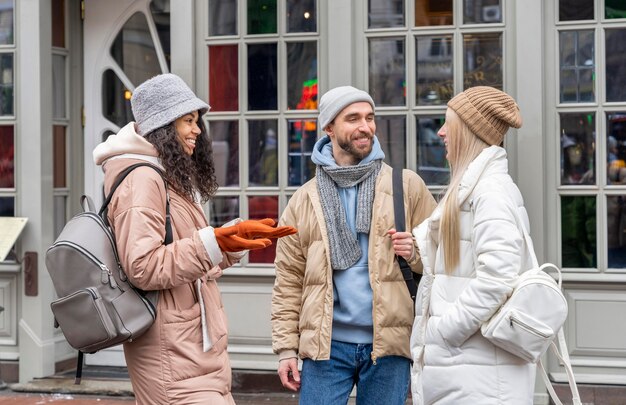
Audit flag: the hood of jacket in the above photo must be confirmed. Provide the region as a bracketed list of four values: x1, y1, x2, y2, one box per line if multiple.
[93, 122, 159, 166]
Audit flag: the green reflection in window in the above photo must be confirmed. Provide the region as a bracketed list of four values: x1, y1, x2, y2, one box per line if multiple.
[248, 0, 277, 34]
[561, 195, 596, 268]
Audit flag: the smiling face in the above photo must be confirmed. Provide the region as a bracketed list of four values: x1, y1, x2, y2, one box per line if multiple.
[325, 101, 376, 166]
[174, 111, 201, 156]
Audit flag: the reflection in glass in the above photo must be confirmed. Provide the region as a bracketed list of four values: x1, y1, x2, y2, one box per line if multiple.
[559, 30, 595, 103]
[209, 196, 239, 227]
[369, 38, 405, 106]
[416, 35, 453, 105]
[605, 29, 626, 102]
[0, 0, 13, 45]
[0, 53, 13, 115]
[52, 54, 66, 119]
[368, 0, 404, 28]
[52, 0, 65, 48]
[560, 113, 595, 185]
[0, 196, 13, 216]
[417, 117, 449, 185]
[287, 42, 317, 110]
[249, 120, 278, 186]
[209, 45, 238, 111]
[606, 0, 626, 19]
[102, 69, 133, 128]
[209, 0, 237, 35]
[463, 0, 501, 24]
[463, 33, 502, 89]
[53, 126, 66, 188]
[561, 195, 596, 268]
[607, 113, 626, 185]
[415, 0, 452, 27]
[288, 119, 317, 186]
[102, 130, 115, 143]
[110, 12, 161, 86]
[377, 116, 406, 170]
[287, 0, 316, 32]
[248, 195, 279, 263]
[150, 0, 171, 70]
[0, 125, 13, 188]
[248, 44, 277, 110]
[607, 195, 626, 268]
[54, 195, 67, 239]
[559, 0, 594, 21]
[248, 0, 277, 35]
[209, 121, 239, 187]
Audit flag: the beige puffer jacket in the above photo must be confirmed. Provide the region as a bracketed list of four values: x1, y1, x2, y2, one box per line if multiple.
[272, 163, 436, 362]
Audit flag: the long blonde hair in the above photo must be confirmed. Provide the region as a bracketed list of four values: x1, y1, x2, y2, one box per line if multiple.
[439, 109, 489, 274]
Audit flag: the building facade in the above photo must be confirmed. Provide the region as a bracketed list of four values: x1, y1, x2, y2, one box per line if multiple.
[0, 0, 625, 402]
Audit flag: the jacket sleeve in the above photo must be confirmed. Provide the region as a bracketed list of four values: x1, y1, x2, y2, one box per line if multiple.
[406, 171, 438, 272]
[110, 168, 217, 291]
[436, 191, 521, 347]
[271, 198, 306, 357]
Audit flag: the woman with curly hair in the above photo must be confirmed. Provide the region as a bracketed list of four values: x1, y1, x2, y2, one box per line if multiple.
[93, 73, 295, 404]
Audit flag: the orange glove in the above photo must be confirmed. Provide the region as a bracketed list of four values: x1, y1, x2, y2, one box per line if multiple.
[214, 224, 272, 252]
[236, 218, 298, 239]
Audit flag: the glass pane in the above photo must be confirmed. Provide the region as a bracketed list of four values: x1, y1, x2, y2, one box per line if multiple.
[607, 195, 626, 267]
[209, 45, 239, 111]
[606, 29, 626, 102]
[0, 125, 13, 188]
[463, 33, 502, 89]
[0, 196, 13, 216]
[53, 126, 66, 188]
[248, 195, 279, 263]
[52, 54, 66, 119]
[249, 120, 278, 186]
[102, 130, 115, 143]
[377, 116, 406, 170]
[416, 35, 453, 105]
[248, 43, 277, 110]
[53, 195, 67, 239]
[110, 12, 161, 86]
[287, 0, 316, 32]
[560, 112, 595, 185]
[369, 38, 405, 106]
[102, 69, 133, 128]
[417, 117, 449, 185]
[463, 0, 501, 24]
[209, 196, 239, 227]
[209, 0, 237, 35]
[287, 119, 317, 186]
[368, 0, 405, 28]
[606, 0, 626, 19]
[210, 121, 239, 187]
[0, 53, 13, 116]
[561, 195, 596, 268]
[150, 0, 171, 70]
[248, 0, 277, 35]
[559, 0, 594, 21]
[559, 30, 595, 103]
[0, 0, 14, 45]
[287, 42, 317, 110]
[415, 0, 453, 27]
[607, 113, 626, 185]
[52, 0, 65, 48]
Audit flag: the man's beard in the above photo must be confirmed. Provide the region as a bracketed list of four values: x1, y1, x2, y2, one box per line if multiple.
[337, 134, 373, 162]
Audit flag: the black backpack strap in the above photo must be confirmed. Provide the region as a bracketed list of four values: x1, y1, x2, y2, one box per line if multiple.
[99, 163, 173, 245]
[392, 168, 418, 302]
[74, 351, 83, 384]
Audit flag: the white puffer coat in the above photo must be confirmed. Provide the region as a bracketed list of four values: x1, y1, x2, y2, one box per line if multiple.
[410, 146, 537, 405]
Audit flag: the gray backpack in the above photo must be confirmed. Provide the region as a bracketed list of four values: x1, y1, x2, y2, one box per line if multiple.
[46, 163, 172, 383]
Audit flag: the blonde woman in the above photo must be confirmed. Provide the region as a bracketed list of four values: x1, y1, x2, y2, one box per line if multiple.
[410, 87, 537, 404]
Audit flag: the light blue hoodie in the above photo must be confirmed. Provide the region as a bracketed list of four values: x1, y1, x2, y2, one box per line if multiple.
[311, 135, 385, 344]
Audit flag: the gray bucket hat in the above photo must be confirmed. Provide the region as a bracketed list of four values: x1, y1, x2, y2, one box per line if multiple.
[131, 73, 210, 136]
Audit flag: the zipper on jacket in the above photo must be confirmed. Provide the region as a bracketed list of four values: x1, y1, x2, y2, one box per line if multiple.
[53, 241, 119, 289]
[509, 315, 551, 339]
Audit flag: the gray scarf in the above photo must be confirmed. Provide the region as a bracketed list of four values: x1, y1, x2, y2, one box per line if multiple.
[317, 160, 382, 270]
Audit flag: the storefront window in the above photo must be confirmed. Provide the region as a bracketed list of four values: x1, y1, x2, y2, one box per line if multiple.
[150, 0, 171, 69]
[287, 42, 317, 110]
[51, 0, 64, 48]
[377, 116, 406, 170]
[560, 113, 595, 185]
[606, 0, 626, 19]
[287, 0, 316, 32]
[209, 45, 239, 111]
[247, 43, 277, 110]
[247, 195, 278, 263]
[102, 69, 133, 128]
[287, 119, 316, 186]
[559, 0, 594, 21]
[369, 0, 404, 28]
[0, 125, 13, 188]
[369, 38, 405, 106]
[559, 30, 595, 103]
[0, 53, 13, 116]
[0, 196, 13, 216]
[52, 54, 66, 119]
[607, 113, 626, 185]
[416, 35, 453, 105]
[210, 120, 239, 187]
[414, 0, 452, 26]
[209, 0, 237, 35]
[53, 126, 66, 188]
[0, 0, 13, 45]
[248, 0, 276, 34]
[605, 29, 626, 102]
[209, 196, 239, 227]
[463, 33, 502, 89]
[561, 195, 597, 268]
[463, 0, 501, 24]
[248, 120, 278, 187]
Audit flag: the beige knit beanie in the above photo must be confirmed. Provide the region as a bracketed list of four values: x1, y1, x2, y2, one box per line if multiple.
[447, 86, 522, 146]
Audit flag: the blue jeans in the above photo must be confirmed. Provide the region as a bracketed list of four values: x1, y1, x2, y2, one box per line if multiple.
[299, 340, 410, 405]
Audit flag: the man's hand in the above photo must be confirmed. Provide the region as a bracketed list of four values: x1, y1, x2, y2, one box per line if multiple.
[388, 229, 416, 260]
[277, 358, 300, 392]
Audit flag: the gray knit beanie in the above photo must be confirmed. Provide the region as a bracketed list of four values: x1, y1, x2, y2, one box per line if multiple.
[131, 73, 210, 136]
[318, 86, 375, 130]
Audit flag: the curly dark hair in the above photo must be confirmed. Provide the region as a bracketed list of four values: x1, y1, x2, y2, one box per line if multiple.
[143, 118, 218, 203]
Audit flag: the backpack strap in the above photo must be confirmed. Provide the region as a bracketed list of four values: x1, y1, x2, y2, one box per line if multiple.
[392, 167, 418, 302]
[98, 163, 173, 245]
